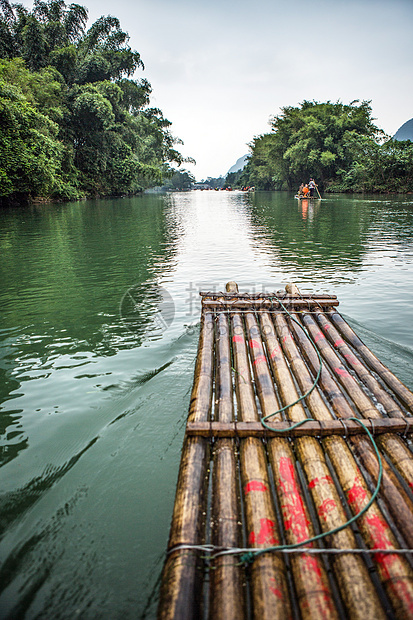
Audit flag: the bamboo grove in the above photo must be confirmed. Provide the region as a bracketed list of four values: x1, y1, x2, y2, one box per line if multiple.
[0, 0, 188, 205]
[235, 101, 413, 193]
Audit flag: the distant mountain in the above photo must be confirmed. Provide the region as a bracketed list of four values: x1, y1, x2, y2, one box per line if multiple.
[393, 118, 413, 141]
[227, 154, 249, 175]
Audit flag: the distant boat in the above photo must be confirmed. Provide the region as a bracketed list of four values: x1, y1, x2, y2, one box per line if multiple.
[295, 195, 320, 200]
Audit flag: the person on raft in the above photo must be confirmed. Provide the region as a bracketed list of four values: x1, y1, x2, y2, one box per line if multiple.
[308, 178, 317, 197]
[302, 184, 310, 197]
[297, 183, 304, 197]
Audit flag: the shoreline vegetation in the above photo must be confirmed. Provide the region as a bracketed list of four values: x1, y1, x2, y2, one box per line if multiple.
[1, 3, 412, 206]
[228, 101, 413, 195]
[0, 0, 192, 207]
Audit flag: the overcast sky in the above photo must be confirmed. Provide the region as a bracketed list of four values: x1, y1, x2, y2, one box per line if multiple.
[25, 0, 413, 179]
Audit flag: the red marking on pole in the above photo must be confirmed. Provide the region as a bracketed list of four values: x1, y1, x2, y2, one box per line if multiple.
[303, 554, 323, 579]
[366, 514, 393, 550]
[318, 498, 337, 522]
[364, 514, 410, 597]
[269, 578, 283, 599]
[249, 518, 278, 545]
[253, 355, 267, 365]
[344, 352, 358, 365]
[389, 582, 413, 615]
[279, 457, 310, 543]
[347, 481, 367, 511]
[308, 475, 333, 489]
[270, 346, 281, 359]
[370, 542, 413, 614]
[349, 509, 413, 608]
[232, 334, 244, 343]
[314, 331, 324, 343]
[249, 339, 260, 349]
[335, 367, 350, 378]
[324, 324, 331, 331]
[334, 339, 345, 348]
[244, 480, 268, 493]
[300, 554, 336, 615]
[282, 334, 291, 343]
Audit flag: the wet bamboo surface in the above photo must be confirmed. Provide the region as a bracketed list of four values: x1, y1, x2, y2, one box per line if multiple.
[158, 286, 413, 619]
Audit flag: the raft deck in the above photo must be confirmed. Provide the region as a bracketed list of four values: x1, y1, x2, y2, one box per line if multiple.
[158, 284, 413, 619]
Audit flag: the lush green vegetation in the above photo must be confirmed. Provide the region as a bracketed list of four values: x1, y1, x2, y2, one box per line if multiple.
[0, 0, 188, 205]
[161, 169, 195, 191]
[203, 176, 225, 189]
[238, 100, 413, 193]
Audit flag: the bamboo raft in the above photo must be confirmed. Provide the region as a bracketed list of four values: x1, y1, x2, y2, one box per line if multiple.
[158, 283, 413, 619]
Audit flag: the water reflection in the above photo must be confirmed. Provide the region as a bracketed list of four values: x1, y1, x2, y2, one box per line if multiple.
[0, 196, 181, 353]
[298, 198, 321, 222]
[247, 192, 374, 284]
[0, 196, 182, 467]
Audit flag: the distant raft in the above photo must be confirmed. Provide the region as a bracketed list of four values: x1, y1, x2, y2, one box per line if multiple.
[295, 195, 321, 200]
[158, 283, 413, 620]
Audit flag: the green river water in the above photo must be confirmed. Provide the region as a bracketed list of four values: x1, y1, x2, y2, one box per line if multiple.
[1, 191, 413, 618]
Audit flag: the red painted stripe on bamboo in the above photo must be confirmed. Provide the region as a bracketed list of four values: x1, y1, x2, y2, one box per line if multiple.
[244, 480, 268, 493]
[254, 355, 267, 366]
[275, 311, 413, 617]
[279, 456, 311, 544]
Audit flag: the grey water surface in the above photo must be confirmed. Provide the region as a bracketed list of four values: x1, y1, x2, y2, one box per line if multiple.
[1, 191, 413, 618]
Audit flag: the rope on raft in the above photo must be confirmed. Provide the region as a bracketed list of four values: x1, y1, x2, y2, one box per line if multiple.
[182, 293, 388, 566]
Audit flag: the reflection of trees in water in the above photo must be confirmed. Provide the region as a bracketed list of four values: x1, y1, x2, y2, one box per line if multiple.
[247, 193, 413, 281]
[120, 283, 175, 338]
[0, 196, 182, 460]
[0, 407, 28, 466]
[0, 196, 181, 350]
[361, 200, 413, 248]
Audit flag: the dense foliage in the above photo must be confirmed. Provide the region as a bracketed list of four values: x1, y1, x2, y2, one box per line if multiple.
[203, 176, 225, 189]
[162, 169, 195, 191]
[238, 100, 413, 193]
[0, 0, 187, 205]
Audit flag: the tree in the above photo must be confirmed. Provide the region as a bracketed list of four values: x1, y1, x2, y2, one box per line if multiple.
[75, 15, 143, 85]
[205, 176, 225, 189]
[0, 78, 66, 204]
[331, 133, 413, 193]
[239, 134, 279, 190]
[163, 169, 195, 190]
[243, 100, 382, 191]
[0, 0, 187, 203]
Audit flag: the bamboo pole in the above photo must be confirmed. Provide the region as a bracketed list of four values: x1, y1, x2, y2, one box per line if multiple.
[185, 417, 412, 437]
[314, 311, 413, 489]
[299, 311, 413, 495]
[231, 312, 292, 620]
[260, 310, 387, 620]
[274, 311, 413, 618]
[158, 312, 214, 619]
[199, 292, 339, 305]
[202, 298, 339, 310]
[290, 313, 413, 550]
[244, 312, 339, 620]
[210, 311, 245, 619]
[329, 311, 413, 411]
[200, 292, 337, 300]
[316, 313, 405, 417]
